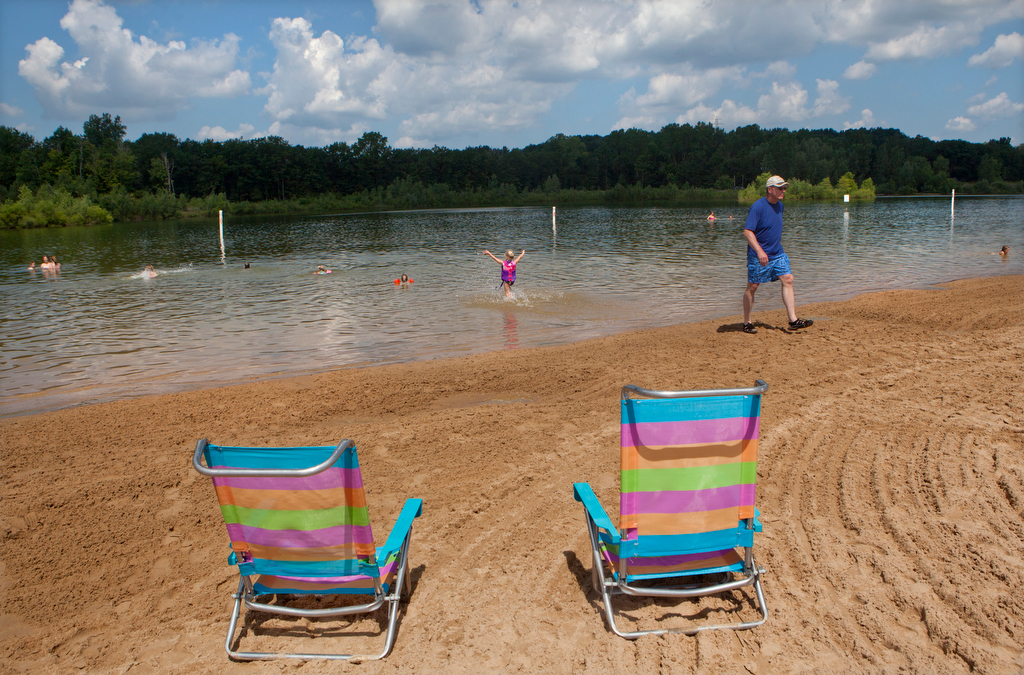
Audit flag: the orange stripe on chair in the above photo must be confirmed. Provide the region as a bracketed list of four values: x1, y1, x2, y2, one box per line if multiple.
[216, 484, 367, 510]
[241, 541, 378, 562]
[630, 507, 739, 536]
[622, 438, 757, 470]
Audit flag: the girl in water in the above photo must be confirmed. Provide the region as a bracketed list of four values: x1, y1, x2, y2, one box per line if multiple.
[483, 248, 525, 299]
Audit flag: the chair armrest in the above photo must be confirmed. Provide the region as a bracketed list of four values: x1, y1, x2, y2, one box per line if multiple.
[573, 483, 619, 542]
[378, 498, 424, 560]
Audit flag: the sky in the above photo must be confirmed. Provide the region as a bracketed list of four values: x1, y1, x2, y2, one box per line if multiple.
[1, 0, 1022, 150]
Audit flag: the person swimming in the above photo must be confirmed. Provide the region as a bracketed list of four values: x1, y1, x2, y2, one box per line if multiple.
[707, 211, 716, 221]
[999, 245, 1009, 257]
[394, 273, 413, 285]
[144, 265, 157, 278]
[483, 248, 525, 299]
[313, 265, 332, 274]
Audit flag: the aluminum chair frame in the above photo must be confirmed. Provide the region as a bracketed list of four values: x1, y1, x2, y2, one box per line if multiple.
[194, 438, 422, 661]
[573, 380, 770, 639]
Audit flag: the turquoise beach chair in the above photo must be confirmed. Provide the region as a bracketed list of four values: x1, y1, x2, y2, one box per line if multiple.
[572, 381, 769, 638]
[193, 439, 423, 661]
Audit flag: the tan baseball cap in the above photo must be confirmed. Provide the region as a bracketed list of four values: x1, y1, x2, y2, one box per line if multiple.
[766, 175, 788, 188]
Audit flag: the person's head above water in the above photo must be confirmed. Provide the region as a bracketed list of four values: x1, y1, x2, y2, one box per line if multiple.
[401, 274, 409, 282]
[1000, 245, 1010, 255]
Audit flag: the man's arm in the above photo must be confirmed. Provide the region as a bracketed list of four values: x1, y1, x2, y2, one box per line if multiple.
[743, 228, 769, 266]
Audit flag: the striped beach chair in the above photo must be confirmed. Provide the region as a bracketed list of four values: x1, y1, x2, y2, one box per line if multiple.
[193, 439, 423, 661]
[572, 381, 769, 638]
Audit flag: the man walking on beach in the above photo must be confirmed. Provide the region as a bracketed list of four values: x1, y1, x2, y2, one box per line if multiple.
[741, 175, 813, 334]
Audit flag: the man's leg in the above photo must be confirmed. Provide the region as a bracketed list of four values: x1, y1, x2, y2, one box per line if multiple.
[779, 274, 797, 322]
[743, 282, 759, 323]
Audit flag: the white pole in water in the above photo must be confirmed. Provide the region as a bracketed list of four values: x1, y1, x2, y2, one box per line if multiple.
[951, 189, 955, 217]
[219, 210, 225, 261]
[552, 206, 556, 232]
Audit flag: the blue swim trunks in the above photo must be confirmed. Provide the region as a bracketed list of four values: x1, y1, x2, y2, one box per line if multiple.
[747, 251, 792, 284]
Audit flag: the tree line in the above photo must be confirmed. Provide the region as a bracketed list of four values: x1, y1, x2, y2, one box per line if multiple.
[1, 113, 1021, 226]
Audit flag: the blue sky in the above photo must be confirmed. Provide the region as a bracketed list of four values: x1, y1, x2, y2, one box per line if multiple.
[1, 0, 1022, 150]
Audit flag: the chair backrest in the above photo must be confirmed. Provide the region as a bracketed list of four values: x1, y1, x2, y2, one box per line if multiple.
[619, 391, 761, 560]
[203, 443, 379, 580]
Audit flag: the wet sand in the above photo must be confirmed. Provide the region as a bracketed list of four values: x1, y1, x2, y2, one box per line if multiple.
[2, 275, 1023, 674]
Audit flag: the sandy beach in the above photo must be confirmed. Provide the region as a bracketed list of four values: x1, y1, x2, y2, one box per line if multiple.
[2, 274, 1023, 674]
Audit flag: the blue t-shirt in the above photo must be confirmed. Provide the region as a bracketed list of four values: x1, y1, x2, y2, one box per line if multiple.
[744, 197, 785, 258]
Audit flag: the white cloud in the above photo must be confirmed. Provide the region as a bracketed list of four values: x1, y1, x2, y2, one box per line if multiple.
[668, 76, 849, 130]
[968, 32, 1024, 68]
[393, 136, 432, 149]
[844, 108, 876, 129]
[810, 79, 850, 116]
[985, 75, 998, 86]
[257, 9, 580, 146]
[843, 60, 877, 80]
[634, 66, 746, 109]
[197, 123, 255, 142]
[864, 24, 979, 61]
[0, 103, 24, 116]
[966, 92, 1024, 119]
[611, 115, 662, 131]
[754, 78, 850, 122]
[675, 100, 760, 128]
[260, 17, 412, 137]
[946, 116, 976, 131]
[17, 0, 250, 121]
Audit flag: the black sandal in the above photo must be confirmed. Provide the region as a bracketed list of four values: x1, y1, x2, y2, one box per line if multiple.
[788, 318, 813, 329]
[742, 323, 758, 334]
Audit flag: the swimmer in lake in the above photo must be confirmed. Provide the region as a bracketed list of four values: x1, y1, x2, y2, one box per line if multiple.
[314, 265, 331, 274]
[27, 261, 35, 271]
[707, 211, 716, 221]
[394, 273, 413, 285]
[144, 265, 157, 278]
[998, 245, 1009, 257]
[484, 248, 525, 299]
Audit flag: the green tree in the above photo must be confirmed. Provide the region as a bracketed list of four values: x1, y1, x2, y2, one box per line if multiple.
[978, 154, 1003, 182]
[83, 113, 127, 147]
[836, 171, 857, 196]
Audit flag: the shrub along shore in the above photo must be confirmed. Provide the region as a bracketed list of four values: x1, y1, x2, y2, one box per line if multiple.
[0, 171, 884, 229]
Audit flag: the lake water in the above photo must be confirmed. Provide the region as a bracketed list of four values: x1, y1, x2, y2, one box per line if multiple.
[2, 197, 1021, 417]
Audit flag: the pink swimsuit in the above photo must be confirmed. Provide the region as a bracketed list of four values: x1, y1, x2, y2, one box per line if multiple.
[501, 259, 517, 284]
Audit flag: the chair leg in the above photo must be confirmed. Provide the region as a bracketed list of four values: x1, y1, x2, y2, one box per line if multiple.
[600, 567, 770, 639]
[582, 511, 608, 595]
[224, 578, 246, 658]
